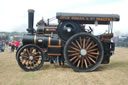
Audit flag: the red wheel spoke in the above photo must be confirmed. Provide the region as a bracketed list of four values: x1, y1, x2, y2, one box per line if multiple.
[72, 42, 79, 48]
[81, 56, 84, 68]
[86, 56, 92, 65]
[89, 44, 97, 49]
[75, 40, 82, 49]
[26, 49, 30, 56]
[70, 46, 80, 51]
[88, 52, 99, 55]
[87, 48, 98, 52]
[34, 56, 40, 61]
[21, 56, 28, 60]
[86, 38, 91, 47]
[80, 37, 82, 47]
[84, 59, 88, 68]
[20, 54, 28, 58]
[34, 56, 40, 58]
[88, 54, 97, 59]
[83, 38, 85, 48]
[70, 56, 78, 61]
[68, 53, 80, 56]
[77, 60, 80, 67]
[73, 58, 79, 64]
[30, 48, 33, 53]
[86, 41, 93, 50]
[88, 57, 96, 64]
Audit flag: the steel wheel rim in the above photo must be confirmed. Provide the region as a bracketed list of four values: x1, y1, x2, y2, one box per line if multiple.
[18, 45, 43, 70]
[64, 33, 103, 71]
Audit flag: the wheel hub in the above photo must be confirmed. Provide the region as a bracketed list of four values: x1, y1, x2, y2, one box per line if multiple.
[67, 27, 71, 32]
[80, 49, 87, 56]
[29, 56, 34, 60]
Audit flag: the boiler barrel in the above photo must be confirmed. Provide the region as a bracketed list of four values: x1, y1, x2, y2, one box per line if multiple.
[22, 34, 62, 55]
[22, 34, 62, 48]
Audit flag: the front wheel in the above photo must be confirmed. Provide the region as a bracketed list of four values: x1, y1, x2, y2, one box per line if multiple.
[64, 32, 104, 72]
[17, 44, 44, 71]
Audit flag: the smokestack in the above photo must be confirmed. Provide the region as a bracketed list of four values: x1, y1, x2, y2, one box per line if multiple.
[27, 9, 35, 34]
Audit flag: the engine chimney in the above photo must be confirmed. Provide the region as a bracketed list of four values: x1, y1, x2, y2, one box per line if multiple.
[27, 9, 35, 34]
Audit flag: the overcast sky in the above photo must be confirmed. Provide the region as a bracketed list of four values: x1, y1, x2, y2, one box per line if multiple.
[0, 0, 127, 34]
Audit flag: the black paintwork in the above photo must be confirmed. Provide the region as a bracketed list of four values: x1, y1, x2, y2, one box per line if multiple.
[21, 10, 120, 66]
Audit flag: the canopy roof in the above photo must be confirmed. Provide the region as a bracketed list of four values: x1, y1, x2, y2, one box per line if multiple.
[56, 12, 120, 24]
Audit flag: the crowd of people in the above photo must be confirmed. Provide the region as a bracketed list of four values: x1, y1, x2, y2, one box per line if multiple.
[9, 40, 22, 52]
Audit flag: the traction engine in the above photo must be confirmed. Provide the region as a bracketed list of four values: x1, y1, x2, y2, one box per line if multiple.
[16, 9, 120, 72]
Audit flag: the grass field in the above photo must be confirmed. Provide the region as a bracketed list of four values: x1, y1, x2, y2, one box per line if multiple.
[0, 47, 128, 85]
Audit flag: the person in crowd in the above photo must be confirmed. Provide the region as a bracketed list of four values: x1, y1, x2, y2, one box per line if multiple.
[15, 40, 20, 50]
[6, 40, 8, 46]
[8, 41, 11, 52]
[0, 41, 5, 52]
[11, 40, 15, 52]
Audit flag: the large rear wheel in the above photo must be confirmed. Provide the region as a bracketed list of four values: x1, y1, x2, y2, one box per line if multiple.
[64, 32, 104, 72]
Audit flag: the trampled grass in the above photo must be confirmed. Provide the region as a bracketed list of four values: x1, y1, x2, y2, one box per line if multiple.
[0, 47, 128, 85]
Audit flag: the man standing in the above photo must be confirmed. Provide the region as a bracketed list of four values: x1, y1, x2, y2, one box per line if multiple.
[15, 41, 19, 50]
[11, 40, 15, 52]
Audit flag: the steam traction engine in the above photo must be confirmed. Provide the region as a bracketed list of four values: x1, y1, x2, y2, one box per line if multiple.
[16, 9, 120, 72]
